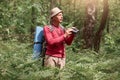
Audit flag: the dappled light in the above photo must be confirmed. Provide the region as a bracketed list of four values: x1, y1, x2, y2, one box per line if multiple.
[0, 0, 120, 79]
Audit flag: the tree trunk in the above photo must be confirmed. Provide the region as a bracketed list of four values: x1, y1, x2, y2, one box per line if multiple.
[106, 15, 110, 33]
[31, 0, 36, 39]
[74, 0, 76, 20]
[94, 0, 109, 52]
[50, 0, 57, 9]
[59, 0, 62, 6]
[83, 0, 96, 49]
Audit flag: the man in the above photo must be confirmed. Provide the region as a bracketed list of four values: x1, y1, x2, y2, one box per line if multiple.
[43, 7, 75, 69]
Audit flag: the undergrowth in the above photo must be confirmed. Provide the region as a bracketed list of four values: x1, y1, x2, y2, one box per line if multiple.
[0, 41, 120, 80]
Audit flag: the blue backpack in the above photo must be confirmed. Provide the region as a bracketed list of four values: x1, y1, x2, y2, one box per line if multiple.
[32, 26, 44, 59]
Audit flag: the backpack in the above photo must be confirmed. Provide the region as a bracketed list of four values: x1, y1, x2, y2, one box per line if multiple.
[32, 25, 64, 60]
[32, 26, 44, 60]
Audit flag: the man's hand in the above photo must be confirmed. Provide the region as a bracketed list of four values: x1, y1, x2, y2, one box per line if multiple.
[64, 28, 74, 38]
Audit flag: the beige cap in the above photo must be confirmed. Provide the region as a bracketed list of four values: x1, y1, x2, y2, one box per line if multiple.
[50, 7, 62, 18]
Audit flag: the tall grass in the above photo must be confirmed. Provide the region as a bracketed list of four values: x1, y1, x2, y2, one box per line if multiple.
[0, 41, 120, 80]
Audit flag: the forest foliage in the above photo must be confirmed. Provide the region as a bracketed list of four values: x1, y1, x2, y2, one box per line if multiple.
[0, 0, 120, 80]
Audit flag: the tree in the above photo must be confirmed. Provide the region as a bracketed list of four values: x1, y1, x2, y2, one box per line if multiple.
[50, 0, 57, 9]
[82, 0, 96, 49]
[94, 0, 109, 52]
[82, 0, 109, 52]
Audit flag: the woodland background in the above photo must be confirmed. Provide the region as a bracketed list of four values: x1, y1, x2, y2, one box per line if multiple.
[0, 0, 120, 80]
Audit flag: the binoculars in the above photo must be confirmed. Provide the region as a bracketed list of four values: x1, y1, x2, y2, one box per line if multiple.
[71, 27, 79, 34]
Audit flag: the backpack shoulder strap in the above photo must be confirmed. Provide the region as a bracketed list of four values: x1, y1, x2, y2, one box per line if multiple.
[48, 25, 54, 32]
[59, 24, 65, 31]
[47, 24, 65, 32]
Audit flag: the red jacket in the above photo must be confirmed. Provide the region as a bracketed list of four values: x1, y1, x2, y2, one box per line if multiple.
[43, 25, 74, 58]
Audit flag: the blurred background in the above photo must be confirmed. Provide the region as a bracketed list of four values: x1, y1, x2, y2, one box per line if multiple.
[0, 0, 120, 80]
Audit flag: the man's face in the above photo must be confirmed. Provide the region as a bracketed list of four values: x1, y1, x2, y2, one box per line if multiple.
[52, 12, 63, 23]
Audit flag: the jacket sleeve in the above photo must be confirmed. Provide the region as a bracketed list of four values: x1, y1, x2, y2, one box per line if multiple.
[44, 26, 65, 45]
[65, 34, 75, 45]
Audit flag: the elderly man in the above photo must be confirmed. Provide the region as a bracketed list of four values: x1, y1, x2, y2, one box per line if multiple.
[43, 7, 75, 69]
